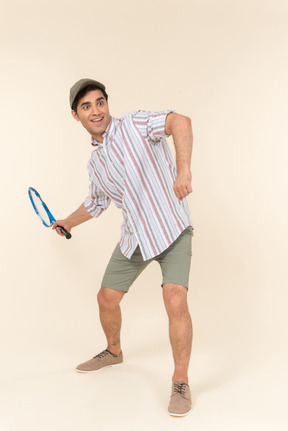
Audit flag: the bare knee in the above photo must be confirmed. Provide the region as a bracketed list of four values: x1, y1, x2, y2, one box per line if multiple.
[163, 284, 189, 318]
[97, 287, 125, 310]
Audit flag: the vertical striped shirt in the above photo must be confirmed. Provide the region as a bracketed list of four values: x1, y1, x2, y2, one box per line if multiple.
[85, 110, 192, 261]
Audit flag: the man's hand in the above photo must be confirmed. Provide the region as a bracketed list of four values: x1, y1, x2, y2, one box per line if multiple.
[52, 202, 93, 237]
[173, 171, 193, 200]
[165, 113, 193, 201]
[52, 220, 72, 237]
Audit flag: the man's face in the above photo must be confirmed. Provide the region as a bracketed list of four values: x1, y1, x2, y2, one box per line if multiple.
[72, 89, 111, 142]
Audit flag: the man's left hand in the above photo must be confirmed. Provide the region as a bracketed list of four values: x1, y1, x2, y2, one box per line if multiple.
[173, 172, 193, 200]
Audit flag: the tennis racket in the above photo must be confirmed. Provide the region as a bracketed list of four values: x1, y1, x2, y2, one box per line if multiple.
[28, 187, 72, 239]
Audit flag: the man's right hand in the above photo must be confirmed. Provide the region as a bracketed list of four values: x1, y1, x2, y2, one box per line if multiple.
[52, 220, 72, 237]
[52, 202, 93, 237]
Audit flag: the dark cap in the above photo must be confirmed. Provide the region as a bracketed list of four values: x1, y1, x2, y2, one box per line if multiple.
[69, 78, 106, 108]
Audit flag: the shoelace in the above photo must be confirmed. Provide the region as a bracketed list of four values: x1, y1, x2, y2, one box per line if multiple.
[172, 382, 188, 398]
[93, 350, 110, 359]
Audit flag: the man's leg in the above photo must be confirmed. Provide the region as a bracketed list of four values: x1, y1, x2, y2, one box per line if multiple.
[162, 283, 192, 383]
[76, 244, 147, 373]
[97, 286, 125, 355]
[163, 283, 192, 415]
[75, 286, 125, 372]
[97, 245, 149, 355]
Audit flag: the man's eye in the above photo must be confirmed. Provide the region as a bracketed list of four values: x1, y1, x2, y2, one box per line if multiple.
[83, 105, 90, 110]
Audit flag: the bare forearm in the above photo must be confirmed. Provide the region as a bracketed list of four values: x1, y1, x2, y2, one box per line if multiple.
[169, 115, 193, 174]
[52, 202, 93, 236]
[165, 113, 193, 200]
[65, 202, 93, 228]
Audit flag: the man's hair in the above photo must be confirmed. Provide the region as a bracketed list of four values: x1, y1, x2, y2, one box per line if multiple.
[72, 85, 109, 113]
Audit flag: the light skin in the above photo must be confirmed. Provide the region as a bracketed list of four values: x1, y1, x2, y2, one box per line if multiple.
[96, 284, 192, 384]
[71, 89, 111, 142]
[53, 89, 193, 384]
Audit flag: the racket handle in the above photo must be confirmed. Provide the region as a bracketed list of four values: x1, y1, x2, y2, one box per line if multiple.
[58, 226, 72, 239]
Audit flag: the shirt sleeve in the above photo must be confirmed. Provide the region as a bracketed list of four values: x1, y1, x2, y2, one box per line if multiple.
[133, 110, 175, 143]
[84, 179, 111, 218]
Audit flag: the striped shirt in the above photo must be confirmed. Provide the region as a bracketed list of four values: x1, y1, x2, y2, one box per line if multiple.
[85, 110, 192, 261]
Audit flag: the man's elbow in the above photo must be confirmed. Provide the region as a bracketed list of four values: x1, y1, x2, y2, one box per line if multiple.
[180, 115, 192, 127]
[166, 113, 192, 134]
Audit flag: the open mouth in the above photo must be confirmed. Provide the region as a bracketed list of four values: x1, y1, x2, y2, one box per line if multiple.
[91, 117, 104, 124]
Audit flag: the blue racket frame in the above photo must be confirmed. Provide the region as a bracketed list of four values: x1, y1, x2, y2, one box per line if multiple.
[28, 187, 56, 227]
[28, 187, 71, 239]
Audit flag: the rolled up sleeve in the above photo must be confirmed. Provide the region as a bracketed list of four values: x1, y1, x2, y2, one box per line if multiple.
[132, 110, 175, 143]
[84, 180, 111, 218]
[147, 110, 175, 142]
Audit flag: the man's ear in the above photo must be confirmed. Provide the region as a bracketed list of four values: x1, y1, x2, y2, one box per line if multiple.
[71, 110, 80, 121]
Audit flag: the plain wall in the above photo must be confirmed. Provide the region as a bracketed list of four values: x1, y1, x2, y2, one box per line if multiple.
[0, 0, 287, 429]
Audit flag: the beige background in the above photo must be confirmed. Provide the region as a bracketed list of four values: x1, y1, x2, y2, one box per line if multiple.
[0, 0, 287, 430]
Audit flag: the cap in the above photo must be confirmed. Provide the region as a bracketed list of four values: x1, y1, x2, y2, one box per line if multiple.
[69, 78, 106, 108]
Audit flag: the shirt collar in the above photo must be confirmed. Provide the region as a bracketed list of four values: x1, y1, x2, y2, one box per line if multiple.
[90, 117, 119, 147]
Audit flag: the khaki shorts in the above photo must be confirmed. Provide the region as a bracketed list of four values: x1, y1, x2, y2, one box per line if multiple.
[101, 227, 193, 292]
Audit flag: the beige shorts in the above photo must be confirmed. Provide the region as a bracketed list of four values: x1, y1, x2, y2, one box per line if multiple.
[101, 227, 193, 292]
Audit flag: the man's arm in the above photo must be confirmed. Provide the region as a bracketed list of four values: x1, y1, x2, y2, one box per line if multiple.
[52, 202, 93, 236]
[165, 113, 193, 200]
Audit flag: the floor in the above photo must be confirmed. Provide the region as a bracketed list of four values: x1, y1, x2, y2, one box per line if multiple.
[1, 326, 287, 431]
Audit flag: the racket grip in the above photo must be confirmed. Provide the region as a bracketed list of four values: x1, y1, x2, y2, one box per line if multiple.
[59, 226, 72, 239]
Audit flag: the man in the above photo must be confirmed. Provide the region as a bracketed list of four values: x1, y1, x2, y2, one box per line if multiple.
[53, 78, 194, 416]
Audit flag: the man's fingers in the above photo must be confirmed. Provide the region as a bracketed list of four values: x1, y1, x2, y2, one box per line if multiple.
[173, 184, 193, 200]
[57, 227, 65, 236]
[52, 222, 66, 236]
[55, 226, 65, 236]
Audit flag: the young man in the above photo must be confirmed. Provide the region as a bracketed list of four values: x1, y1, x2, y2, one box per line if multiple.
[53, 78, 194, 416]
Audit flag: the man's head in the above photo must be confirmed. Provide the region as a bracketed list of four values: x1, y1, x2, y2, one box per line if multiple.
[70, 78, 108, 112]
[70, 78, 110, 143]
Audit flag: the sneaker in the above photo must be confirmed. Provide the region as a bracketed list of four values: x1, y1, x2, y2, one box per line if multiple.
[168, 382, 192, 416]
[75, 349, 123, 373]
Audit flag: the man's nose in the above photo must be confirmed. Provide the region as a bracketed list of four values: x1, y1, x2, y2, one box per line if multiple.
[91, 104, 101, 115]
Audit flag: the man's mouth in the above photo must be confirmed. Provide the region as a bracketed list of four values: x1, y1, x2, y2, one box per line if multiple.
[91, 117, 104, 124]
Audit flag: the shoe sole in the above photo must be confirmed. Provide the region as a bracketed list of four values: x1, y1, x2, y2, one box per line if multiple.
[75, 363, 123, 373]
[168, 409, 191, 417]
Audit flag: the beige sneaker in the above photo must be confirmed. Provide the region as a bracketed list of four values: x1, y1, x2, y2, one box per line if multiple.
[75, 349, 123, 373]
[168, 382, 192, 416]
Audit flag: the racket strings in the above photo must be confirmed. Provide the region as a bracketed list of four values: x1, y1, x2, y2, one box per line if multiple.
[30, 192, 52, 227]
